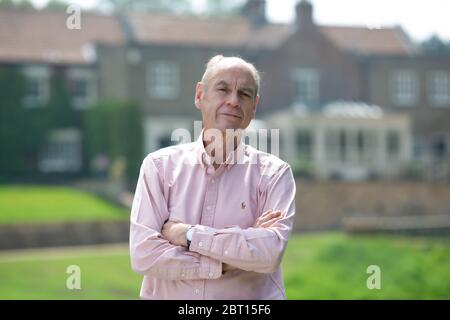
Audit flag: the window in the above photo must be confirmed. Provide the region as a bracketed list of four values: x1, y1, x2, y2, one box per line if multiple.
[68, 69, 97, 109]
[431, 135, 449, 159]
[428, 71, 450, 107]
[390, 70, 419, 106]
[387, 130, 400, 160]
[38, 129, 82, 173]
[22, 65, 50, 107]
[147, 61, 179, 99]
[292, 68, 319, 108]
[325, 128, 340, 162]
[296, 130, 312, 160]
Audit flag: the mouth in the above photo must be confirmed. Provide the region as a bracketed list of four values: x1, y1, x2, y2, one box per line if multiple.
[219, 113, 242, 119]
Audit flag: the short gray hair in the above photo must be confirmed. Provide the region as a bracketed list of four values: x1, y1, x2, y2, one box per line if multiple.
[201, 55, 261, 97]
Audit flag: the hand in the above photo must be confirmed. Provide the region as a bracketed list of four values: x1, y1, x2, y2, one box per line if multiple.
[222, 263, 236, 274]
[253, 209, 284, 228]
[161, 220, 191, 247]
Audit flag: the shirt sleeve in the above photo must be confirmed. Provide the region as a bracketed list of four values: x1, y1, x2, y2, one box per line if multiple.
[129, 156, 222, 280]
[188, 164, 296, 274]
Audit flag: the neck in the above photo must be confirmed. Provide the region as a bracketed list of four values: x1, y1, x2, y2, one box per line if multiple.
[203, 128, 243, 168]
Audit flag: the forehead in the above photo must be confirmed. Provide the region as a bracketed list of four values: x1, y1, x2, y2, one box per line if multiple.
[209, 64, 256, 89]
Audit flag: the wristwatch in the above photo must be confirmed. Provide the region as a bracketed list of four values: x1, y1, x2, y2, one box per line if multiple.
[186, 225, 195, 248]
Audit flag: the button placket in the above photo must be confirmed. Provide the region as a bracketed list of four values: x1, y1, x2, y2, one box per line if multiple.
[201, 172, 219, 227]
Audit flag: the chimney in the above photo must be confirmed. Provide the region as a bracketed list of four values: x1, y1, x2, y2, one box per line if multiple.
[295, 0, 314, 29]
[242, 0, 266, 27]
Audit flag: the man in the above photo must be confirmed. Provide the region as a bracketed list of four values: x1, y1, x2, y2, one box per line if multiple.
[129, 55, 296, 299]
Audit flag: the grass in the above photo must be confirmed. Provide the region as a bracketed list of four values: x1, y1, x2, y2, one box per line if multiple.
[0, 232, 449, 299]
[282, 232, 450, 299]
[0, 245, 141, 300]
[0, 185, 129, 224]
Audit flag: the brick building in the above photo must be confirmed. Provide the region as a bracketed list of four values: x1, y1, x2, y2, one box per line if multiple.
[1, 0, 449, 178]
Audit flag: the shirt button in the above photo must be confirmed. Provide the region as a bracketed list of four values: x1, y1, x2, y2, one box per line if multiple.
[194, 289, 200, 294]
[181, 273, 185, 278]
[224, 250, 228, 255]
[198, 241, 203, 247]
[210, 179, 215, 184]
[208, 272, 214, 278]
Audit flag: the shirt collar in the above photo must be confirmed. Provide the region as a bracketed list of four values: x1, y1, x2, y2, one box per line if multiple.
[194, 129, 246, 169]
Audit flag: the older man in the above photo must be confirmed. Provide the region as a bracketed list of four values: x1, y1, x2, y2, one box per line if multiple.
[129, 55, 296, 300]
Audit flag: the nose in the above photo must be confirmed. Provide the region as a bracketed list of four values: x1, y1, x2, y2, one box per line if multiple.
[226, 91, 240, 108]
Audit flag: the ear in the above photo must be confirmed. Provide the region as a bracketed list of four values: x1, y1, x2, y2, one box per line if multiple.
[252, 94, 260, 116]
[194, 82, 204, 110]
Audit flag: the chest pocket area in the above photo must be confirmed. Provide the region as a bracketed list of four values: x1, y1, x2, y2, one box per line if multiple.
[219, 197, 257, 229]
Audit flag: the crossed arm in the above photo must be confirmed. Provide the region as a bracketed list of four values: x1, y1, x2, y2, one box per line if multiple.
[129, 156, 296, 280]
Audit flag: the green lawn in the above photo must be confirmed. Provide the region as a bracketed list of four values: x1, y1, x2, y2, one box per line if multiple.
[0, 185, 129, 224]
[0, 232, 449, 299]
[283, 232, 450, 299]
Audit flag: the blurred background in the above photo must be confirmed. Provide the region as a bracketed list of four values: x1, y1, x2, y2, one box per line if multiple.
[0, 0, 449, 299]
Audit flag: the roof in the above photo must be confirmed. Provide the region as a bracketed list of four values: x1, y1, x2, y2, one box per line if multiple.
[127, 13, 414, 55]
[127, 12, 291, 50]
[320, 25, 416, 55]
[323, 101, 384, 119]
[0, 8, 415, 64]
[0, 8, 125, 64]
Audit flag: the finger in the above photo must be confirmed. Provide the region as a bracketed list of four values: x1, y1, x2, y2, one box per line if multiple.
[254, 210, 281, 227]
[260, 211, 284, 224]
[259, 215, 284, 228]
[258, 210, 282, 223]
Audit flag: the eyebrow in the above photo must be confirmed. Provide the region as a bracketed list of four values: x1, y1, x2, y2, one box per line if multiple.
[214, 81, 255, 96]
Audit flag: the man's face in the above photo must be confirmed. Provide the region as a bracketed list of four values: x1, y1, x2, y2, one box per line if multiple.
[195, 64, 259, 133]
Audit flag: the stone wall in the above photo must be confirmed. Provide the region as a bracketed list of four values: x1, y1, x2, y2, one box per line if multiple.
[0, 221, 129, 250]
[293, 179, 450, 231]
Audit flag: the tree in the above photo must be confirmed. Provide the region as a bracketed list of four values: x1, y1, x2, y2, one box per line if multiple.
[44, 0, 69, 10]
[0, 0, 33, 9]
[83, 100, 143, 187]
[420, 34, 450, 55]
[98, 0, 193, 14]
[0, 67, 48, 178]
[203, 0, 245, 17]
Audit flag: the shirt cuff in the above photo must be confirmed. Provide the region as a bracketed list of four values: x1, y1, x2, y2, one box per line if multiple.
[188, 224, 216, 253]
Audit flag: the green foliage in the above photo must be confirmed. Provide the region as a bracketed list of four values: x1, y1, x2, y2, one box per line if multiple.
[291, 157, 314, 179]
[203, 0, 245, 17]
[0, 0, 34, 9]
[0, 67, 79, 179]
[46, 71, 78, 129]
[83, 100, 143, 186]
[43, 0, 69, 10]
[0, 67, 47, 177]
[100, 0, 193, 14]
[399, 161, 424, 181]
[0, 185, 128, 224]
[420, 34, 450, 55]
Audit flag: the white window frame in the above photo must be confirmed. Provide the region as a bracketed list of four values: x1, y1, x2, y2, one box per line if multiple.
[147, 61, 180, 100]
[22, 65, 50, 108]
[67, 68, 98, 109]
[428, 71, 450, 107]
[390, 70, 419, 107]
[292, 68, 319, 107]
[38, 128, 82, 173]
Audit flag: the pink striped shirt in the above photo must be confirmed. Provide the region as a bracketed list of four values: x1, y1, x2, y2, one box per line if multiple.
[129, 133, 296, 300]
